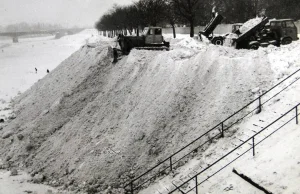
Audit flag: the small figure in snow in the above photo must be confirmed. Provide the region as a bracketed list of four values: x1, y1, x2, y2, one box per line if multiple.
[35, 67, 37, 73]
[47, 69, 50, 73]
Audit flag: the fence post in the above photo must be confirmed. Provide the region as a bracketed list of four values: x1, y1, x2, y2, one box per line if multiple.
[221, 122, 224, 138]
[296, 106, 298, 125]
[195, 176, 198, 194]
[130, 181, 134, 194]
[170, 156, 173, 172]
[252, 137, 255, 156]
[257, 96, 262, 114]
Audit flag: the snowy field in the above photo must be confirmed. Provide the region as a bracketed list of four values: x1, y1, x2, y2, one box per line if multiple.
[0, 29, 98, 119]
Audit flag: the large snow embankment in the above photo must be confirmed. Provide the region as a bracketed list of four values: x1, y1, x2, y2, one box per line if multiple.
[0, 38, 274, 193]
[0, 29, 99, 121]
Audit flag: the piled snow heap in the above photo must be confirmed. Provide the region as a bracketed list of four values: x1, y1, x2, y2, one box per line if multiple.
[0, 35, 299, 193]
[239, 17, 263, 34]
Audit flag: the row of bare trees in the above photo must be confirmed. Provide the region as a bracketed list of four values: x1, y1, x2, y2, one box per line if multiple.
[95, 0, 209, 38]
[95, 0, 300, 38]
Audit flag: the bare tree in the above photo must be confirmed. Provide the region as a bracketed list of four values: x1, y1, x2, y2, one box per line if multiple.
[173, 0, 200, 37]
[135, 0, 166, 27]
[164, 0, 179, 38]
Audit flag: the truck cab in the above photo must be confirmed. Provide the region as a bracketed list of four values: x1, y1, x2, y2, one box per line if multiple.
[267, 19, 299, 44]
[232, 23, 243, 33]
[142, 27, 164, 45]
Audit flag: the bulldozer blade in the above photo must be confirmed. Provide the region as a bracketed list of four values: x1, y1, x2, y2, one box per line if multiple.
[112, 48, 123, 63]
[135, 46, 170, 51]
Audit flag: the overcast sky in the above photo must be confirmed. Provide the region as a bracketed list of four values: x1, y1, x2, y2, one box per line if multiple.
[0, 0, 133, 27]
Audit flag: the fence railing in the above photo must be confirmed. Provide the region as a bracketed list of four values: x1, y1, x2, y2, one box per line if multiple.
[169, 102, 300, 194]
[124, 68, 300, 194]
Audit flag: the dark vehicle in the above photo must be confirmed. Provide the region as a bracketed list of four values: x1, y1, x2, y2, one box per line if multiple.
[117, 27, 170, 55]
[234, 17, 272, 49]
[199, 14, 225, 45]
[266, 19, 299, 45]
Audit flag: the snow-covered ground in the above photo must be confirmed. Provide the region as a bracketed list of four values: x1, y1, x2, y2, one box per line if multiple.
[135, 36, 300, 194]
[0, 31, 300, 193]
[0, 170, 59, 194]
[144, 78, 300, 194]
[0, 29, 99, 193]
[0, 29, 99, 120]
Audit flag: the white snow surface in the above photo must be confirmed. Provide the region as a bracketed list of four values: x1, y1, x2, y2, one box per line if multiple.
[239, 17, 264, 34]
[0, 29, 99, 119]
[136, 36, 300, 194]
[0, 33, 300, 193]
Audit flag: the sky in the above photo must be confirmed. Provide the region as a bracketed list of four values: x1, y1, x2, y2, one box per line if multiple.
[0, 0, 133, 28]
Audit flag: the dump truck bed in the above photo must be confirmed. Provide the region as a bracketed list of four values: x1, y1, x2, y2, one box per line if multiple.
[200, 14, 224, 37]
[236, 17, 269, 43]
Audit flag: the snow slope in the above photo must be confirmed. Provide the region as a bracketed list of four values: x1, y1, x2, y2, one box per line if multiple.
[197, 81, 300, 194]
[0, 29, 99, 120]
[0, 34, 299, 193]
[140, 69, 300, 194]
[138, 39, 300, 194]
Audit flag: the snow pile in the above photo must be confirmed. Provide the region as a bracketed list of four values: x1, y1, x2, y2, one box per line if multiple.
[239, 17, 263, 34]
[0, 29, 97, 121]
[170, 36, 207, 51]
[1, 34, 300, 193]
[139, 39, 300, 194]
[255, 41, 300, 80]
[0, 38, 275, 193]
[223, 33, 239, 47]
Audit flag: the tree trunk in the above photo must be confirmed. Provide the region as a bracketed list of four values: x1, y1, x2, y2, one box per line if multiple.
[172, 24, 176, 38]
[190, 19, 194, 37]
[137, 28, 139, 36]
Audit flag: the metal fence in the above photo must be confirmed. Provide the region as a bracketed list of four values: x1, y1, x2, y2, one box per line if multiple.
[124, 68, 300, 194]
[169, 102, 300, 193]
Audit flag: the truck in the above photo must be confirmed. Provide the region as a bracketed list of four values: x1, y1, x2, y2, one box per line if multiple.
[233, 17, 272, 49]
[233, 17, 299, 49]
[198, 14, 225, 45]
[199, 13, 298, 50]
[265, 19, 299, 45]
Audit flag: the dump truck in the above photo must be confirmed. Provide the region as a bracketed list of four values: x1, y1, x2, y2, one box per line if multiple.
[199, 14, 225, 45]
[200, 12, 298, 50]
[117, 27, 170, 55]
[228, 17, 299, 49]
[233, 17, 272, 49]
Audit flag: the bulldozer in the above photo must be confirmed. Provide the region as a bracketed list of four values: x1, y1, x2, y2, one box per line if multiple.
[112, 27, 170, 62]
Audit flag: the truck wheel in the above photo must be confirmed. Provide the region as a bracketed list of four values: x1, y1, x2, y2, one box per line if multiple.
[281, 37, 292, 45]
[212, 37, 223, 45]
[248, 41, 260, 50]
